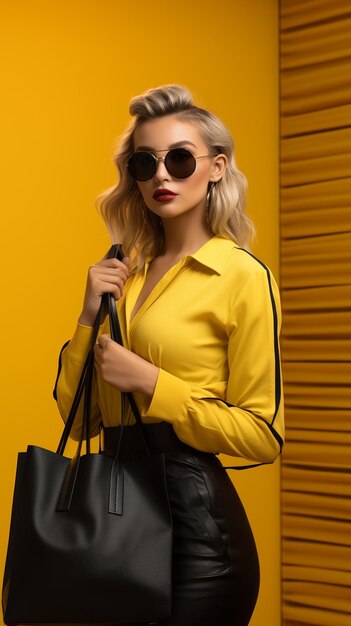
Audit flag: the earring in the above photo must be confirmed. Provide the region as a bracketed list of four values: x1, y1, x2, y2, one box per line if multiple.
[142, 204, 147, 225]
[206, 182, 215, 209]
[206, 182, 215, 220]
[205, 183, 216, 227]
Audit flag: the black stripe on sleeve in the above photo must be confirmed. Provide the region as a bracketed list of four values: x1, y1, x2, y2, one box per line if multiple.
[200, 397, 284, 451]
[52, 340, 70, 401]
[198, 249, 283, 470]
[237, 248, 282, 427]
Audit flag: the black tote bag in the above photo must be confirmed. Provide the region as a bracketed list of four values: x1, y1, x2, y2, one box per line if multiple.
[2, 244, 172, 624]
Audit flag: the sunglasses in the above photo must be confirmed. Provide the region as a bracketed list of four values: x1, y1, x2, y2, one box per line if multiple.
[127, 148, 212, 182]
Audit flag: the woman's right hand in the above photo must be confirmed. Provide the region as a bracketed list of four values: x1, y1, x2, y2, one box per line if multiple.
[78, 256, 130, 327]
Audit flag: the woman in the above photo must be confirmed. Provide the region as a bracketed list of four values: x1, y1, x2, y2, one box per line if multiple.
[55, 84, 284, 625]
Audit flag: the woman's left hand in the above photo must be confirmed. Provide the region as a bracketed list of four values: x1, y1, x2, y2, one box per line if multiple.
[94, 334, 159, 397]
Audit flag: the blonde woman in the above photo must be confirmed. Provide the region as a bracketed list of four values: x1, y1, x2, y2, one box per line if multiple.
[55, 85, 284, 625]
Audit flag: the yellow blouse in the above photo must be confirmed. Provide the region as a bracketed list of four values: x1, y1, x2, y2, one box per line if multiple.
[55, 235, 284, 464]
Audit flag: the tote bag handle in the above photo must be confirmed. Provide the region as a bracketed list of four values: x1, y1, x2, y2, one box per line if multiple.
[55, 244, 150, 513]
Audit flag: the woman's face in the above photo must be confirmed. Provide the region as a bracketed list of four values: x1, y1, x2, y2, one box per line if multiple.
[132, 115, 224, 221]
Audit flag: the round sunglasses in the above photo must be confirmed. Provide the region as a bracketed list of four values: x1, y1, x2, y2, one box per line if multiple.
[127, 147, 212, 182]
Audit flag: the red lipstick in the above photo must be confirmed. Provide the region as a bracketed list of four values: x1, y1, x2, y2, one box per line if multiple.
[153, 188, 177, 202]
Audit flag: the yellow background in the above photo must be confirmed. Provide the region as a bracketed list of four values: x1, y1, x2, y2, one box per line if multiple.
[0, 2, 280, 625]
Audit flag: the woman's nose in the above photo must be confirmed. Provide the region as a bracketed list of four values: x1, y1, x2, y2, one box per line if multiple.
[154, 157, 171, 181]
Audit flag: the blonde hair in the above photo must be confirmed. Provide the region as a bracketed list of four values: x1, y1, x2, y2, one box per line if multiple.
[96, 84, 255, 271]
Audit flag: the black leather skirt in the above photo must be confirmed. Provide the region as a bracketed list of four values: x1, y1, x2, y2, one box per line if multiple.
[104, 423, 260, 626]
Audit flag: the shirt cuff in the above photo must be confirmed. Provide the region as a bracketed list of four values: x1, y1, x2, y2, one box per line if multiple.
[65, 322, 95, 362]
[141, 368, 191, 423]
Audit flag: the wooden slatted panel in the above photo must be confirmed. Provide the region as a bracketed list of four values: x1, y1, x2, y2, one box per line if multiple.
[281, 179, 351, 237]
[280, 1, 351, 625]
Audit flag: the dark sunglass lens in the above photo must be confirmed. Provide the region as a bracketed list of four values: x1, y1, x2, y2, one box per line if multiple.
[166, 149, 196, 179]
[128, 152, 155, 181]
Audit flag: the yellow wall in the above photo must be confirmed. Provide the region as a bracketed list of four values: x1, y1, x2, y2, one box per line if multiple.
[0, 2, 280, 624]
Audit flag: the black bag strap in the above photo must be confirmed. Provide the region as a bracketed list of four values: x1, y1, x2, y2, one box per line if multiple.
[55, 291, 104, 456]
[100, 246, 151, 455]
[106, 250, 149, 440]
[56, 244, 146, 452]
[55, 244, 149, 514]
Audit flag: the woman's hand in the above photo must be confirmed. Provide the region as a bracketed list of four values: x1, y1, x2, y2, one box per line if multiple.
[78, 256, 130, 327]
[94, 335, 159, 397]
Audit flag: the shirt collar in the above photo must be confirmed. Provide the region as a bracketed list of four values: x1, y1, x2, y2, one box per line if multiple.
[188, 235, 239, 275]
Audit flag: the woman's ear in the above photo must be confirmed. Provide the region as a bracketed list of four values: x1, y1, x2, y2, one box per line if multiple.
[209, 154, 227, 182]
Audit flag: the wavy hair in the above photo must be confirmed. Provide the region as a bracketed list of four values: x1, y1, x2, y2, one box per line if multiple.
[96, 84, 255, 272]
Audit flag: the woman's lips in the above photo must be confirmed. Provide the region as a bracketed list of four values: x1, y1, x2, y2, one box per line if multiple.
[153, 189, 178, 202]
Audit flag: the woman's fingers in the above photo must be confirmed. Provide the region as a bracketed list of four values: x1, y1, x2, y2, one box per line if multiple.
[78, 256, 130, 326]
[91, 257, 130, 286]
[97, 334, 113, 349]
[93, 337, 159, 396]
[89, 257, 130, 298]
[97, 256, 130, 278]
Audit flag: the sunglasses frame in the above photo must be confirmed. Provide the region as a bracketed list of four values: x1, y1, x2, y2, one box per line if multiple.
[127, 147, 212, 181]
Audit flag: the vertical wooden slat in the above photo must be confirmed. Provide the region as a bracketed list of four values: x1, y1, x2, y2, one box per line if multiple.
[280, 1, 351, 625]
